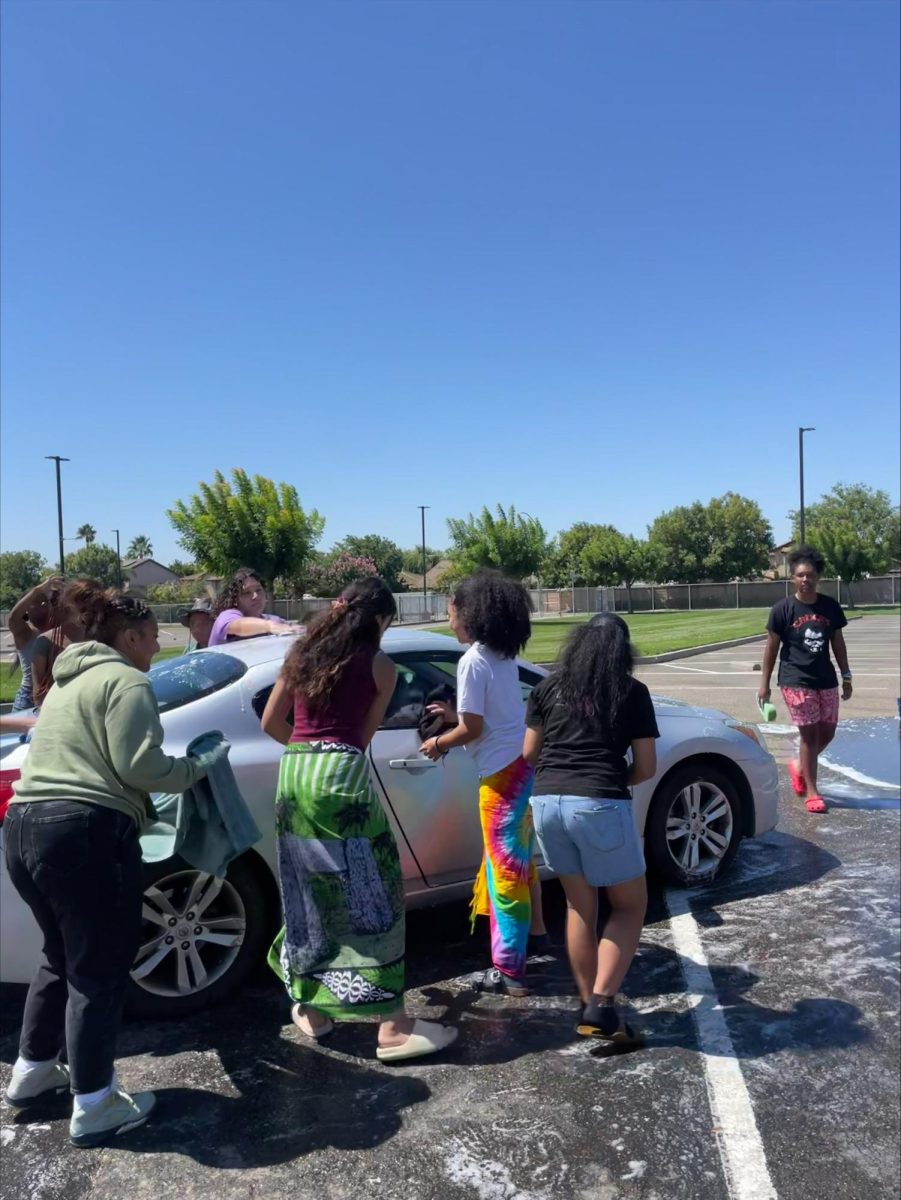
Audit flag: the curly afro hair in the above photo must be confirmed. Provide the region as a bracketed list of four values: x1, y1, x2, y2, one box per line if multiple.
[452, 569, 532, 659]
[788, 545, 825, 576]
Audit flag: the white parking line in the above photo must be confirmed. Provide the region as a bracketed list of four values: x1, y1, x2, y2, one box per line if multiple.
[665, 889, 778, 1200]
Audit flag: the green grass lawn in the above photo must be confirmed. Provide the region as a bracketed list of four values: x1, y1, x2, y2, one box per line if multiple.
[434, 609, 772, 662]
[0, 645, 183, 705]
[434, 605, 900, 663]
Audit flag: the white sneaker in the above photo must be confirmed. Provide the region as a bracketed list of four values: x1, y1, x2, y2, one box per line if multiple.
[5, 1060, 70, 1108]
[69, 1088, 156, 1148]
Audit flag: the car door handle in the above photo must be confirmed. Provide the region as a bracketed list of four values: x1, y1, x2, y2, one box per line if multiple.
[388, 758, 439, 770]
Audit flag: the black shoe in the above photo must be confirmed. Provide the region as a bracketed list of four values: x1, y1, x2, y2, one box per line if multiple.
[467, 967, 530, 997]
[527, 933, 552, 955]
[576, 1003, 644, 1044]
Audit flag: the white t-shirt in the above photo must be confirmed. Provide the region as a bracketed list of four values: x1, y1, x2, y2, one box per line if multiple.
[456, 642, 526, 777]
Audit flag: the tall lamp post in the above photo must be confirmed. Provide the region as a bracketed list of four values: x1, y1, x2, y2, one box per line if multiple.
[418, 505, 430, 612]
[111, 529, 122, 588]
[798, 427, 815, 545]
[45, 456, 70, 575]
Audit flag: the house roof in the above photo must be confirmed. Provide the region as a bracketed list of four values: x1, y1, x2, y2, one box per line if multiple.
[122, 557, 177, 572]
[399, 559, 453, 590]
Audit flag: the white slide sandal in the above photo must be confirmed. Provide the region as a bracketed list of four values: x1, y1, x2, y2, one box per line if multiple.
[376, 1019, 458, 1063]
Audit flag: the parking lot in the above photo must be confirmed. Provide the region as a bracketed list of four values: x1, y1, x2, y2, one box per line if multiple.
[1, 617, 898, 1200]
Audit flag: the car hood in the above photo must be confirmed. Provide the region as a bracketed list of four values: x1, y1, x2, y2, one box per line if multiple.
[652, 694, 734, 723]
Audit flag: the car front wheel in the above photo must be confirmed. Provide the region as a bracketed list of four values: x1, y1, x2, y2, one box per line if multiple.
[126, 854, 273, 1019]
[644, 764, 742, 886]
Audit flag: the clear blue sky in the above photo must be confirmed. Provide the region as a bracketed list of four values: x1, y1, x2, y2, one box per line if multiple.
[2, 0, 898, 569]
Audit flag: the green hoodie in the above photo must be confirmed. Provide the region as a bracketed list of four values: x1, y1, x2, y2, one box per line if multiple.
[12, 642, 202, 829]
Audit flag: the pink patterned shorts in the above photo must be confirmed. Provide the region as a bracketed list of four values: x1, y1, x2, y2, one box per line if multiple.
[780, 687, 839, 727]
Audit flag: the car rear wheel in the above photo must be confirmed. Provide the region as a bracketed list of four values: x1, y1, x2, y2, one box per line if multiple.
[126, 854, 273, 1019]
[645, 764, 742, 886]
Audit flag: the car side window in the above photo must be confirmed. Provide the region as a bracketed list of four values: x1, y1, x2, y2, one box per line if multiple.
[252, 684, 273, 721]
[381, 654, 462, 730]
[518, 665, 542, 703]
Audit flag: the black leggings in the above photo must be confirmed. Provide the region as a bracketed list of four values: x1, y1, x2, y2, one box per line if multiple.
[4, 801, 143, 1094]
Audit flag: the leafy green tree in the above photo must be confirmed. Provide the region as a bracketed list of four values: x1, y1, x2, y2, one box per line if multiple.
[446, 504, 549, 580]
[126, 535, 153, 560]
[649, 493, 773, 582]
[168, 558, 197, 577]
[813, 524, 869, 606]
[144, 582, 203, 604]
[401, 546, 443, 574]
[0, 550, 47, 610]
[168, 469, 325, 587]
[76, 524, 97, 545]
[64, 543, 120, 587]
[334, 534, 406, 591]
[541, 523, 619, 586]
[581, 530, 655, 613]
[790, 483, 899, 581]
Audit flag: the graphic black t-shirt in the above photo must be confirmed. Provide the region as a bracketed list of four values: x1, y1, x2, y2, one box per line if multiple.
[525, 675, 659, 799]
[767, 594, 847, 690]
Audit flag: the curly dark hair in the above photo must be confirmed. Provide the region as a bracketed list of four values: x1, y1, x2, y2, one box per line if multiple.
[553, 612, 634, 736]
[214, 567, 262, 617]
[73, 585, 154, 644]
[788, 545, 825, 576]
[281, 577, 396, 712]
[452, 569, 532, 659]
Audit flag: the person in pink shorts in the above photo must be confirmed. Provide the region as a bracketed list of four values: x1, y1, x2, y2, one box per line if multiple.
[758, 545, 853, 813]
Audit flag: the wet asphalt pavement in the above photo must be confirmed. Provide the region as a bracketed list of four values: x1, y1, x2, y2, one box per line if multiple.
[1, 621, 899, 1200]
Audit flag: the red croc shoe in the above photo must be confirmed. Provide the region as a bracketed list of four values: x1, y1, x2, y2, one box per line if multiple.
[788, 761, 807, 797]
[805, 794, 827, 813]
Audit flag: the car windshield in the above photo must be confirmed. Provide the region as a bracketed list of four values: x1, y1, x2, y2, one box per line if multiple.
[149, 651, 247, 714]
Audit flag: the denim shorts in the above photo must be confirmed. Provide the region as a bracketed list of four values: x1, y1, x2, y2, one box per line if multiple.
[530, 794, 645, 887]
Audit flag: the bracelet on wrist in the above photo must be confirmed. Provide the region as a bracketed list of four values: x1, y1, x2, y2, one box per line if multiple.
[434, 735, 443, 754]
[841, 672, 853, 681]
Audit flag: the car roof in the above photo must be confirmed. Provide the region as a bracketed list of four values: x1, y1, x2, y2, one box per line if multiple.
[198, 626, 463, 669]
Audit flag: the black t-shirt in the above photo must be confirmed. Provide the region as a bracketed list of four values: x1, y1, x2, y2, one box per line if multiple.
[767, 594, 847, 690]
[525, 675, 659, 799]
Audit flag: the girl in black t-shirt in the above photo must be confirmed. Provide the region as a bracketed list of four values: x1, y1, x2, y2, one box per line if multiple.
[524, 613, 659, 1044]
[758, 545, 852, 814]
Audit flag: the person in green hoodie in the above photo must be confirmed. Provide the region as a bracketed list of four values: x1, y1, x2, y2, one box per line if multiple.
[3, 590, 223, 1147]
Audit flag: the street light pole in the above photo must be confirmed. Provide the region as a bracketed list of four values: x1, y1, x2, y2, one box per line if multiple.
[111, 529, 122, 588]
[418, 506, 430, 612]
[45, 456, 70, 575]
[798, 427, 815, 545]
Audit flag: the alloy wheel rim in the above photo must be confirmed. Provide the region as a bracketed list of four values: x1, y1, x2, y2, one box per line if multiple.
[131, 870, 246, 997]
[664, 782, 733, 877]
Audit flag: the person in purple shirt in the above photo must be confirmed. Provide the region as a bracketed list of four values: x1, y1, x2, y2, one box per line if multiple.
[208, 568, 297, 646]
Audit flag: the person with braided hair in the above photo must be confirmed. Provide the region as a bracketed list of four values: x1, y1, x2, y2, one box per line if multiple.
[4, 590, 225, 1146]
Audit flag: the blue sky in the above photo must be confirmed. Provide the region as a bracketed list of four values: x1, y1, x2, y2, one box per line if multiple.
[2, 0, 898, 569]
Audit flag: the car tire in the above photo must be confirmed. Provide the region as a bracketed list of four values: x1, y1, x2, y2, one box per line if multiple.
[126, 853, 274, 1020]
[645, 763, 743, 886]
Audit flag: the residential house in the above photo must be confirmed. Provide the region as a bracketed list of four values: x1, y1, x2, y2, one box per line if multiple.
[123, 558, 180, 594]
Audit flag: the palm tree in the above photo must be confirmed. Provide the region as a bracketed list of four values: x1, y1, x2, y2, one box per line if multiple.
[126, 535, 153, 560]
[76, 524, 96, 545]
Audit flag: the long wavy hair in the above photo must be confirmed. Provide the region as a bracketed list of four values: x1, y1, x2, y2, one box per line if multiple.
[214, 567, 261, 617]
[281, 577, 396, 711]
[553, 612, 635, 735]
[452, 569, 532, 659]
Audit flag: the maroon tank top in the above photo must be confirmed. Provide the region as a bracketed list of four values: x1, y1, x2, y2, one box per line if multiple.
[291, 647, 377, 751]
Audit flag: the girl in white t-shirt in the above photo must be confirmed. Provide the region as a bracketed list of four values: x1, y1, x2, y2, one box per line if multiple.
[420, 570, 544, 995]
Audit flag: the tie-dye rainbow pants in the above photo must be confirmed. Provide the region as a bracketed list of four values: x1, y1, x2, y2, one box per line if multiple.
[470, 756, 536, 981]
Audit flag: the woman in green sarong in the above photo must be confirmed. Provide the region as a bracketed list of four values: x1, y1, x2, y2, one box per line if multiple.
[261, 578, 457, 1063]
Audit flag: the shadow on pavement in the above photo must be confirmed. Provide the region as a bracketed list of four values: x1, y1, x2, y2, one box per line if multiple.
[611, 940, 870, 1062]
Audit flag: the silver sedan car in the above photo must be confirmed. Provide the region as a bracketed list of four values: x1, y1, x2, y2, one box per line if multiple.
[0, 629, 779, 1019]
